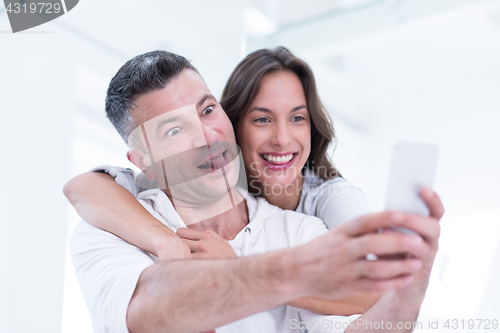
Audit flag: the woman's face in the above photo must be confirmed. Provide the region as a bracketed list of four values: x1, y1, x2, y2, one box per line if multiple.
[237, 71, 311, 190]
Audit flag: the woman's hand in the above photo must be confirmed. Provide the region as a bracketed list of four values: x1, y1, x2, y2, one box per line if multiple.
[176, 228, 238, 259]
[155, 232, 193, 262]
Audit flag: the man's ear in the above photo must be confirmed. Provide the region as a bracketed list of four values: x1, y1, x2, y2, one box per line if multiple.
[127, 149, 155, 181]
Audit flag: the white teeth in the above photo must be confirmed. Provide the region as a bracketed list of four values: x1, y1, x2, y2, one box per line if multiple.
[263, 154, 294, 164]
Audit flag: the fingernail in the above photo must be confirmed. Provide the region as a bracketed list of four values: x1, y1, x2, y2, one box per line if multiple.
[391, 212, 405, 223]
[423, 188, 433, 199]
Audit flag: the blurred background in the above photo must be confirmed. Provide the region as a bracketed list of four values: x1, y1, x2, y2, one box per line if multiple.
[1, 0, 499, 332]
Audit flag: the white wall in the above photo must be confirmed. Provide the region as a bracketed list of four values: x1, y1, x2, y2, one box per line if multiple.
[0, 22, 73, 333]
[0, 15, 126, 333]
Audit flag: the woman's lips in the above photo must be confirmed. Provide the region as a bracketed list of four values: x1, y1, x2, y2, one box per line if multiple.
[259, 153, 298, 170]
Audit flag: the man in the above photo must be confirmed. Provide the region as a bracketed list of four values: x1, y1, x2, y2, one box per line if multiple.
[69, 51, 443, 333]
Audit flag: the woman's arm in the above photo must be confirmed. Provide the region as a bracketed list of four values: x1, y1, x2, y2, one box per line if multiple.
[63, 172, 189, 260]
[287, 294, 381, 316]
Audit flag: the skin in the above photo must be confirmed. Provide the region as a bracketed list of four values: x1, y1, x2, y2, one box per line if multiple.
[127, 70, 246, 233]
[237, 71, 311, 211]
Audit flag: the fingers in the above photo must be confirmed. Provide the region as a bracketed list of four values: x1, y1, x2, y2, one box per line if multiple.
[356, 274, 415, 293]
[176, 228, 206, 241]
[355, 258, 422, 279]
[176, 228, 223, 241]
[182, 239, 204, 253]
[349, 233, 425, 259]
[421, 187, 444, 220]
[401, 213, 441, 247]
[344, 211, 411, 237]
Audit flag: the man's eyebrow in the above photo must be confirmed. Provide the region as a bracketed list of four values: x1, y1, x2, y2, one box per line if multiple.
[155, 116, 180, 134]
[248, 105, 307, 113]
[197, 94, 216, 108]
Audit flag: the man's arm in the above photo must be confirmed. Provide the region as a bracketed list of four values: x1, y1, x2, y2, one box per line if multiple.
[126, 211, 427, 333]
[178, 218, 381, 316]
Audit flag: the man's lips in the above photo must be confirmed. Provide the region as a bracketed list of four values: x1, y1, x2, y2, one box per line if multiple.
[197, 150, 228, 170]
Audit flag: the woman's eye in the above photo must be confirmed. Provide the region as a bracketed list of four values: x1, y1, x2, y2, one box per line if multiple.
[202, 106, 214, 116]
[254, 117, 270, 123]
[167, 127, 181, 136]
[291, 116, 305, 122]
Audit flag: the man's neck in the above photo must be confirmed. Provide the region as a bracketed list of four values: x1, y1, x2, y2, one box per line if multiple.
[166, 188, 249, 240]
[188, 198, 249, 240]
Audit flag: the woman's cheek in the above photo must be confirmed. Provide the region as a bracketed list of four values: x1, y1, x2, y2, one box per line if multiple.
[247, 160, 262, 178]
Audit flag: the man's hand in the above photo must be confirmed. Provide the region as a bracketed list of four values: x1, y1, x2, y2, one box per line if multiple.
[177, 228, 238, 259]
[292, 211, 430, 300]
[343, 188, 444, 332]
[386, 188, 443, 306]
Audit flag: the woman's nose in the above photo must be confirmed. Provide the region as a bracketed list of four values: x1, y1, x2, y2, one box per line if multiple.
[270, 123, 291, 147]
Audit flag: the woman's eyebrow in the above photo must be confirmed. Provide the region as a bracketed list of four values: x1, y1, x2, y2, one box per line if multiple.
[248, 105, 307, 113]
[290, 105, 307, 113]
[248, 107, 272, 113]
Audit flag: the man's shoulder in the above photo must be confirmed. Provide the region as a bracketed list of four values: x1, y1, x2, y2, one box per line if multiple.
[70, 220, 142, 255]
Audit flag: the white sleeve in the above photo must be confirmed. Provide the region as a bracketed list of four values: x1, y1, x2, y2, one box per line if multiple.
[298, 309, 361, 333]
[315, 180, 371, 230]
[70, 221, 155, 333]
[91, 165, 140, 198]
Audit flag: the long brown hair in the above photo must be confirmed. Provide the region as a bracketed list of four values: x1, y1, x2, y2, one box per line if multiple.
[220, 46, 341, 180]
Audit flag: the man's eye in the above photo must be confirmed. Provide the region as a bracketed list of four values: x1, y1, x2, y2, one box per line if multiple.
[167, 127, 181, 136]
[202, 106, 214, 116]
[254, 117, 270, 123]
[291, 116, 305, 122]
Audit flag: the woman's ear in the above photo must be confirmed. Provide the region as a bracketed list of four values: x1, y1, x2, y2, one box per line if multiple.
[127, 149, 155, 181]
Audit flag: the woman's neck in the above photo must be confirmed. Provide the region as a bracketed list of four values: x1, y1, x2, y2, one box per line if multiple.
[249, 171, 304, 211]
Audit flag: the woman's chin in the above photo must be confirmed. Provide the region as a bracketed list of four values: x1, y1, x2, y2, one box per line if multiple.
[260, 176, 299, 192]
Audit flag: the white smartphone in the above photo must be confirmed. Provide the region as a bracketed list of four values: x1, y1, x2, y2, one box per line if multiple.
[385, 142, 439, 234]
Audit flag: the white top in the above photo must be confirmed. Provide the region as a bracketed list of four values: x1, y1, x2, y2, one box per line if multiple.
[296, 168, 371, 229]
[71, 185, 359, 333]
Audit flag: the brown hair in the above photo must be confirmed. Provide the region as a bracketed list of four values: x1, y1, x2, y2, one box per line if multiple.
[220, 46, 341, 180]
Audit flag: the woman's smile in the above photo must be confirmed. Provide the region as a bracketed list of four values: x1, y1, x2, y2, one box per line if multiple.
[237, 70, 311, 189]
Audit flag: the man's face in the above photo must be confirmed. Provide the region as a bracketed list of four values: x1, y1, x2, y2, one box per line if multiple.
[128, 69, 240, 205]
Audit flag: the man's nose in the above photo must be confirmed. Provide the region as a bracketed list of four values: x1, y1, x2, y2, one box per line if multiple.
[270, 122, 291, 147]
[200, 123, 220, 147]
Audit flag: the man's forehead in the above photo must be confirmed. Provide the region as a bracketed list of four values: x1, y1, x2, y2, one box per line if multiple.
[132, 69, 211, 124]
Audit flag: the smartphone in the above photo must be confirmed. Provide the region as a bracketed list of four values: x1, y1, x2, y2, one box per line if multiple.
[385, 142, 439, 234]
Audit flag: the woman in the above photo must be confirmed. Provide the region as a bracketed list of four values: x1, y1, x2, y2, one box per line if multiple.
[65, 47, 378, 315]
